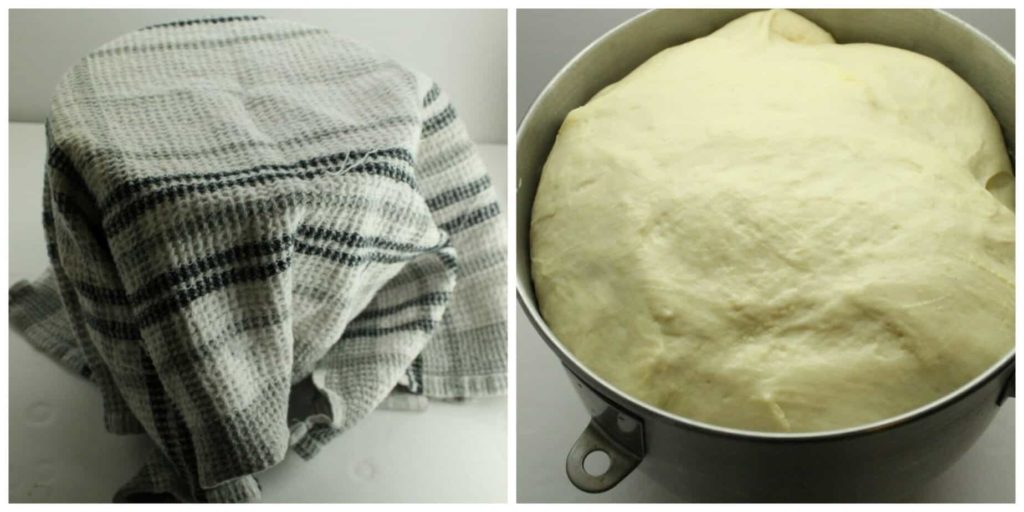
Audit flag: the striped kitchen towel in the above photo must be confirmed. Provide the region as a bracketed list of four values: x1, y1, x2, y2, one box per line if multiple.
[8, 16, 506, 502]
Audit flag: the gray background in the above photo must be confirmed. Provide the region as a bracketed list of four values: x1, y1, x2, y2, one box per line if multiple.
[9, 9, 507, 144]
[517, 9, 1015, 503]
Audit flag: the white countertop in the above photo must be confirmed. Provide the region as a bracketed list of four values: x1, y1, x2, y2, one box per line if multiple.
[7, 122, 508, 503]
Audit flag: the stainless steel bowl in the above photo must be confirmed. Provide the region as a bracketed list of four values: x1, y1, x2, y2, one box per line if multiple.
[517, 9, 1015, 501]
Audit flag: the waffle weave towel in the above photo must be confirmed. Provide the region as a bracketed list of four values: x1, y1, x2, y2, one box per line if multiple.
[8, 15, 506, 502]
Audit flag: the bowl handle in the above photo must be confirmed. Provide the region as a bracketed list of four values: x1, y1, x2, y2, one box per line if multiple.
[563, 369, 645, 492]
[566, 421, 643, 493]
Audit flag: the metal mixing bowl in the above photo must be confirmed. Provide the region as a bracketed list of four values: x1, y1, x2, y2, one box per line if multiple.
[517, 9, 1015, 501]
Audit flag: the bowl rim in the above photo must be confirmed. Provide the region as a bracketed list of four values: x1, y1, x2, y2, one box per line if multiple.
[516, 7, 1017, 443]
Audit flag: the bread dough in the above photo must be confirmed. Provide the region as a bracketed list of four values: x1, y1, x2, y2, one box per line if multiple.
[530, 9, 1014, 433]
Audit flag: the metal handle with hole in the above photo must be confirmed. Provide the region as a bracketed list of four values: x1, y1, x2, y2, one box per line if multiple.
[563, 369, 646, 493]
[566, 421, 643, 493]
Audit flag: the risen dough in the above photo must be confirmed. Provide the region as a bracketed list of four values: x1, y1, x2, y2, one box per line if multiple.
[530, 10, 1014, 433]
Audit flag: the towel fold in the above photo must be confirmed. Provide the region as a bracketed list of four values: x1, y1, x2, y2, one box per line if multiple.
[8, 15, 506, 502]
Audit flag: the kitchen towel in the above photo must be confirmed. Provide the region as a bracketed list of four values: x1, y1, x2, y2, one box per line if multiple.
[8, 15, 506, 502]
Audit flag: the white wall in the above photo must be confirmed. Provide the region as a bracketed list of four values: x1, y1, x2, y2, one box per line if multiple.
[8, 9, 507, 144]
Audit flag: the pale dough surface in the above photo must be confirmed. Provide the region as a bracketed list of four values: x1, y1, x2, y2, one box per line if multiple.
[530, 9, 1014, 433]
